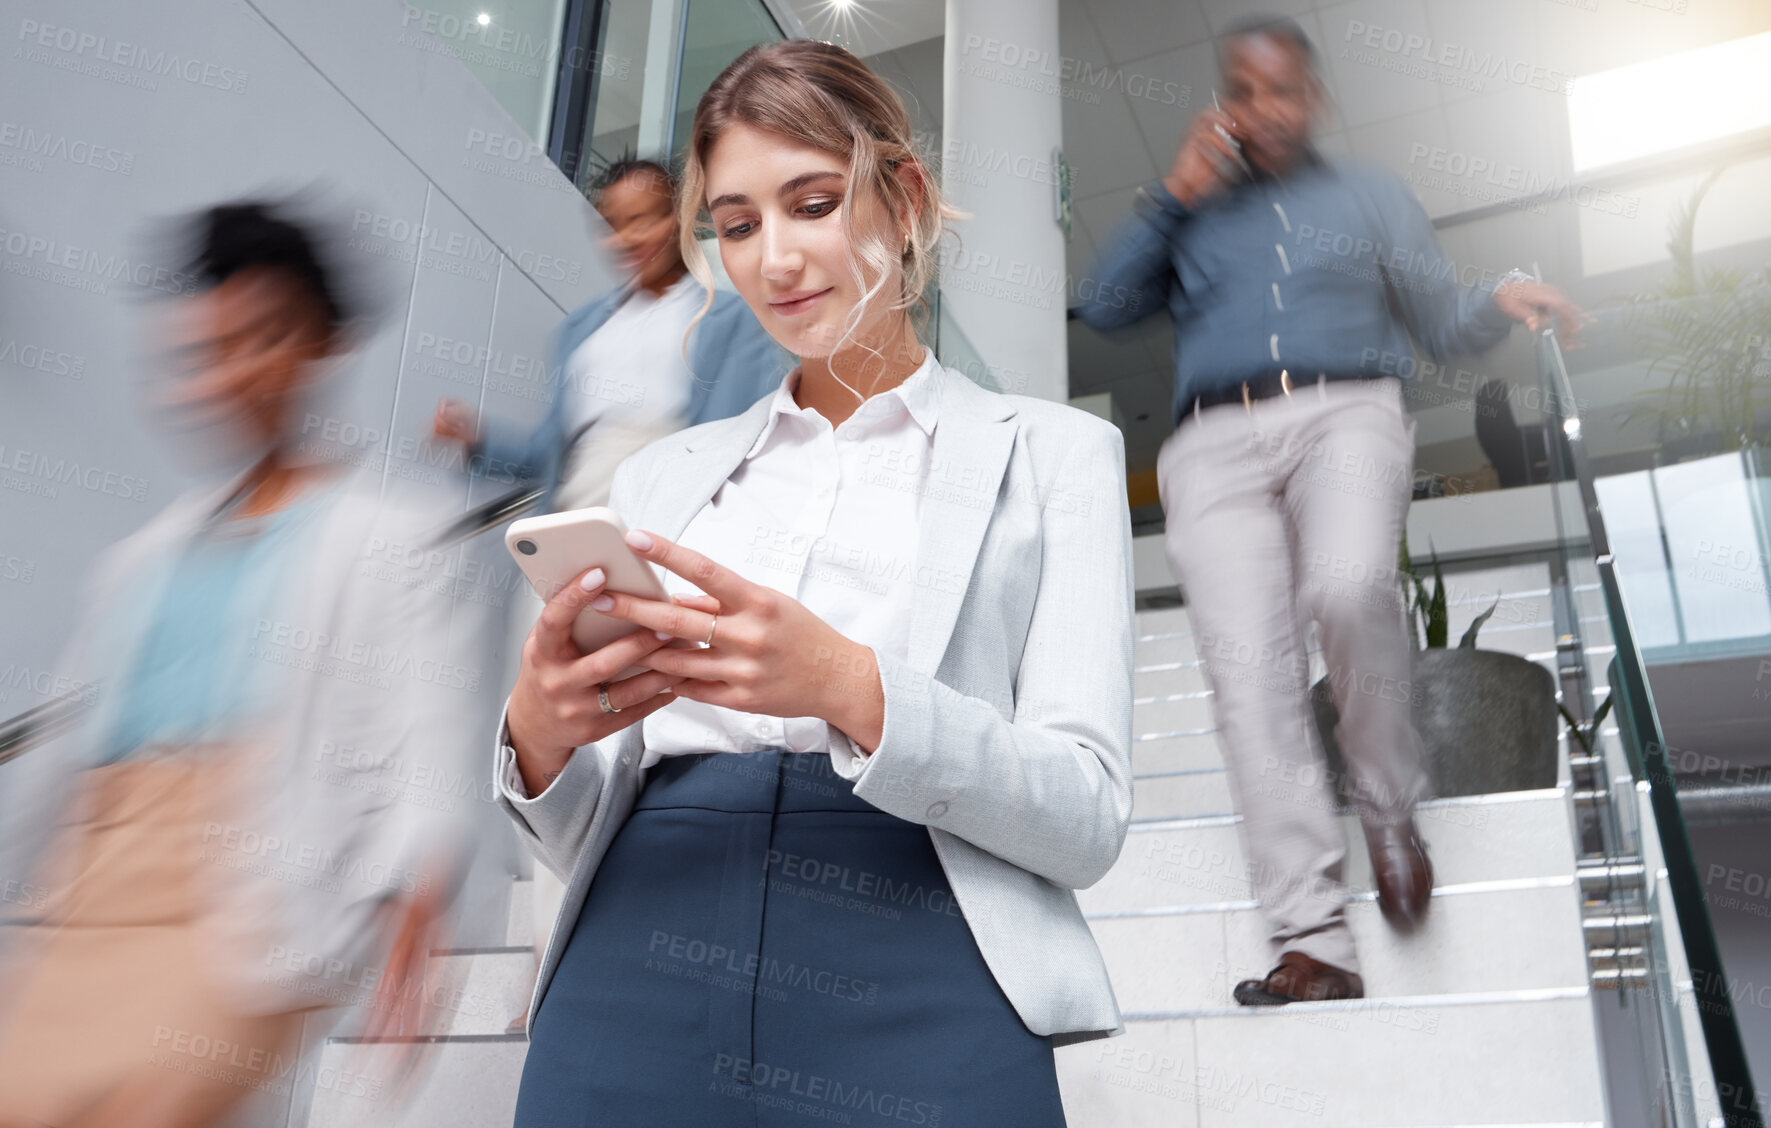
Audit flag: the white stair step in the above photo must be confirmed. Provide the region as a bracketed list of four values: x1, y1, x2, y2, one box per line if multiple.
[1081, 791, 1577, 915]
[416, 948, 536, 1036]
[1133, 662, 1210, 699]
[1132, 732, 1222, 776]
[1134, 693, 1217, 738]
[1057, 994, 1605, 1127]
[303, 1035, 527, 1128]
[1091, 881, 1587, 1014]
[1134, 631, 1198, 667]
[1130, 771, 1235, 821]
[1134, 606, 1193, 635]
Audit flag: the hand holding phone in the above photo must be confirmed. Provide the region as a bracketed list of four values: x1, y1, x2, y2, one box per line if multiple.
[503, 509, 686, 793]
[1163, 99, 1250, 208]
[507, 508, 677, 662]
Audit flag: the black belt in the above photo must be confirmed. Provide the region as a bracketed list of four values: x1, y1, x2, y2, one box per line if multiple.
[1186, 371, 1382, 415]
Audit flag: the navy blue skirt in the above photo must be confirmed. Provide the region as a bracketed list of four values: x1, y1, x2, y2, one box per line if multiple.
[515, 749, 1065, 1127]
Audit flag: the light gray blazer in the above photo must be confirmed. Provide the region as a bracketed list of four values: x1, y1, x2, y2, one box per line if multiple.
[0, 469, 486, 1016]
[496, 361, 1136, 1044]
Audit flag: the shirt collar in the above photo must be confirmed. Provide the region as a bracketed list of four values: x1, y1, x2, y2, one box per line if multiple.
[745, 347, 941, 459]
[1246, 142, 1326, 187]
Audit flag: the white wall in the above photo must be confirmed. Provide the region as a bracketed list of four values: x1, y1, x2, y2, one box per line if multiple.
[0, 0, 617, 703]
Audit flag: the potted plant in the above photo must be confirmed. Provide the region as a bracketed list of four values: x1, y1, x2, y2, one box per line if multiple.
[1622, 167, 1771, 460]
[1310, 538, 1561, 798]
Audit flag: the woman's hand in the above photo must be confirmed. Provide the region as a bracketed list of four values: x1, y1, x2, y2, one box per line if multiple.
[506, 565, 685, 796]
[593, 529, 886, 754]
[432, 398, 477, 444]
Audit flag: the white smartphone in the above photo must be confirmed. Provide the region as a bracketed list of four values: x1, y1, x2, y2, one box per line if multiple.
[504, 507, 676, 662]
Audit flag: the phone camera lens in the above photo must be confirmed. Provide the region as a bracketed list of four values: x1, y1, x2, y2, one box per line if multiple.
[516, 539, 538, 556]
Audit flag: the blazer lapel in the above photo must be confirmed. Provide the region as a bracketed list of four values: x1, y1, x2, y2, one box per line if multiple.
[908, 370, 1018, 674]
[648, 392, 778, 540]
[646, 365, 1019, 677]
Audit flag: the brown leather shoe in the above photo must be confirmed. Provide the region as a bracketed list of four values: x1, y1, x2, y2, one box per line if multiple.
[1233, 950, 1365, 1006]
[1366, 817, 1434, 930]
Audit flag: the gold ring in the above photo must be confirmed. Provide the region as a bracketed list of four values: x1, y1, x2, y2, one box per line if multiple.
[597, 682, 620, 714]
[704, 615, 719, 647]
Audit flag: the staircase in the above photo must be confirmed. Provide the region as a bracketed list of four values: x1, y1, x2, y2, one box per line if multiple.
[303, 567, 1615, 1127]
[300, 877, 535, 1127]
[1053, 594, 1610, 1127]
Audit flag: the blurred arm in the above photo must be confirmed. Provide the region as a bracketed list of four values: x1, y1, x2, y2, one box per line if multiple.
[1372, 175, 1514, 360]
[1073, 180, 1189, 333]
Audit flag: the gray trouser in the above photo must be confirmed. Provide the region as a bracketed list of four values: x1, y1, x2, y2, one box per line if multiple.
[1157, 378, 1428, 973]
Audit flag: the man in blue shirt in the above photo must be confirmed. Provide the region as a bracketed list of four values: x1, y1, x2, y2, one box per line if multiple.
[1079, 17, 1583, 1006]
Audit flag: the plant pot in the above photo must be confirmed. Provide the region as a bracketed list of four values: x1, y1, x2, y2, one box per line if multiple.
[1310, 648, 1559, 800]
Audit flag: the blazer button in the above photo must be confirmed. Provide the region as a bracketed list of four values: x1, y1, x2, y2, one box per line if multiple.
[925, 801, 949, 820]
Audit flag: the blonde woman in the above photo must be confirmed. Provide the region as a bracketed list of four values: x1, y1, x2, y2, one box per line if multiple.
[496, 40, 1133, 1126]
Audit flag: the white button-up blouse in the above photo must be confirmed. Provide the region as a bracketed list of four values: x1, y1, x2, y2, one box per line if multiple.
[630, 346, 941, 767]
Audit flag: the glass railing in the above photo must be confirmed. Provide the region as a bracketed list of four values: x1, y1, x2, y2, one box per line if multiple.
[1536, 308, 1766, 1128]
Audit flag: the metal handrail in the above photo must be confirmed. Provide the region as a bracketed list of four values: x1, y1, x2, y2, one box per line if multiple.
[424, 485, 544, 550]
[1540, 325, 1764, 1128]
[0, 484, 545, 769]
[0, 691, 95, 768]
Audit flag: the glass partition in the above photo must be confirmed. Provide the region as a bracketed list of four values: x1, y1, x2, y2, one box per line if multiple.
[1537, 316, 1765, 1128]
[408, 0, 572, 141]
[670, 0, 783, 162]
[558, 0, 658, 189]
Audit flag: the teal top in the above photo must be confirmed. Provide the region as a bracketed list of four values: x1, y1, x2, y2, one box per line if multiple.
[99, 484, 329, 765]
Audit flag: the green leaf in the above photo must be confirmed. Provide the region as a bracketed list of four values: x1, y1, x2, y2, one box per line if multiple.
[1425, 548, 1448, 649]
[1558, 703, 1593, 756]
[1590, 692, 1614, 735]
[1459, 598, 1499, 649]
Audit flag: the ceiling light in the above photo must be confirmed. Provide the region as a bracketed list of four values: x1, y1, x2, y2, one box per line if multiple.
[1568, 31, 1771, 172]
[477, 12, 491, 26]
